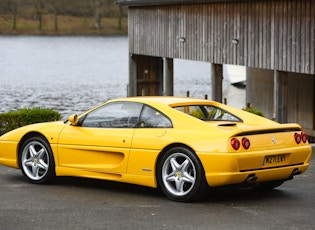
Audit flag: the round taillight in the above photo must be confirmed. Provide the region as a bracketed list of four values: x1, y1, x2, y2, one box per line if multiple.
[294, 133, 301, 144]
[301, 132, 308, 143]
[231, 138, 240, 150]
[242, 137, 250, 150]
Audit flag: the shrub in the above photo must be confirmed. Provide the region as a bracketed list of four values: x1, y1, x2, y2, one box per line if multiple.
[0, 108, 62, 136]
[242, 104, 264, 117]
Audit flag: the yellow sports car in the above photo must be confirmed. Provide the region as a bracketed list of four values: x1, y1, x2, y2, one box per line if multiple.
[0, 97, 312, 202]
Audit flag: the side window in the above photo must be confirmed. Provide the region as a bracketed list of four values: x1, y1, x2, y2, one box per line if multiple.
[139, 105, 172, 128]
[81, 102, 142, 128]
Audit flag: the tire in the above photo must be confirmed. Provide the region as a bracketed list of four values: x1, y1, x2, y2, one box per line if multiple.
[19, 136, 55, 184]
[157, 147, 208, 202]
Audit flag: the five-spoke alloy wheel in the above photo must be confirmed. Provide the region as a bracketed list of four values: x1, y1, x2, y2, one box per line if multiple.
[157, 147, 208, 202]
[19, 136, 55, 184]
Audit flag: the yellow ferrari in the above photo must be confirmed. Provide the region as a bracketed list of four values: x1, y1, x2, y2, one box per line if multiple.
[0, 97, 312, 202]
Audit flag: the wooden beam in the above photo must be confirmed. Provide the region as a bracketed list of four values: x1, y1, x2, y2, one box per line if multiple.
[163, 58, 174, 96]
[128, 54, 137, 97]
[211, 63, 223, 102]
[275, 70, 288, 123]
[313, 76, 315, 130]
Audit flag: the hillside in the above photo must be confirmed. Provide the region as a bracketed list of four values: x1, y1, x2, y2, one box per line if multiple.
[0, 15, 128, 35]
[0, 0, 128, 35]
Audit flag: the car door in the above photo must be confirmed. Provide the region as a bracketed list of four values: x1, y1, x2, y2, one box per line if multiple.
[57, 102, 142, 174]
[127, 105, 173, 176]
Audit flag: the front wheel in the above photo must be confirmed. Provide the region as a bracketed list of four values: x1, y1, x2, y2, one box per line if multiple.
[19, 136, 55, 184]
[157, 147, 208, 202]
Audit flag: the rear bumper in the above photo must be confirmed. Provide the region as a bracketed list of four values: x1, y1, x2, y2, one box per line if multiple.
[205, 164, 309, 187]
[198, 145, 312, 187]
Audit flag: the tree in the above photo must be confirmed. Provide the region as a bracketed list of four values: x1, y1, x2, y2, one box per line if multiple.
[46, 0, 63, 31]
[35, 0, 45, 30]
[118, 5, 123, 31]
[89, 0, 115, 30]
[0, 0, 128, 34]
[91, 0, 107, 30]
[0, 0, 18, 29]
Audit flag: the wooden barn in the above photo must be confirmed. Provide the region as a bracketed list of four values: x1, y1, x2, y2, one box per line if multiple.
[118, 0, 315, 138]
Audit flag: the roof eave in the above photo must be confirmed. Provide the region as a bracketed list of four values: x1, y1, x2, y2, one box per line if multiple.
[117, 0, 237, 6]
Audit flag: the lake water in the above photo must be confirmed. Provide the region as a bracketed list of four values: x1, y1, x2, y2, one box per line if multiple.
[0, 36, 245, 118]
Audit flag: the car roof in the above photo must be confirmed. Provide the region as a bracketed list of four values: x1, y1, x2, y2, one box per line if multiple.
[111, 96, 218, 106]
[108, 97, 277, 126]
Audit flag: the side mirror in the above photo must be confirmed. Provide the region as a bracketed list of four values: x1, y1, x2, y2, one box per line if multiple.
[69, 114, 79, 126]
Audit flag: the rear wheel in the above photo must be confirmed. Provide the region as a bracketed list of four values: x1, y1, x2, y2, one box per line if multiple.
[19, 136, 55, 184]
[157, 147, 208, 202]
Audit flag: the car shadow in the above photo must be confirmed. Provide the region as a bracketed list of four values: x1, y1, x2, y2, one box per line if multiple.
[4, 172, 295, 203]
[54, 176, 163, 199]
[55, 176, 294, 203]
[203, 186, 294, 204]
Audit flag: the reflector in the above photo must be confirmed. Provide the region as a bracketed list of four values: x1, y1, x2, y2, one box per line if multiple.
[242, 137, 250, 150]
[301, 132, 308, 143]
[294, 133, 301, 144]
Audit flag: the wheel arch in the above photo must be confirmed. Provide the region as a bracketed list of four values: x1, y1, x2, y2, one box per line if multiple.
[155, 143, 205, 186]
[17, 132, 51, 168]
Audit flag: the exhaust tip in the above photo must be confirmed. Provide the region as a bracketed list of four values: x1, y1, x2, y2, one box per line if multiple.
[292, 168, 302, 176]
[287, 168, 302, 180]
[245, 174, 258, 183]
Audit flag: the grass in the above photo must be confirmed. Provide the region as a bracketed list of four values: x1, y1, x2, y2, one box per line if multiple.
[0, 15, 128, 35]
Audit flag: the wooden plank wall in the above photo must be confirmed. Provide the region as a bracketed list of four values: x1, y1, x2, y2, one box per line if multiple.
[132, 55, 163, 96]
[128, 0, 315, 75]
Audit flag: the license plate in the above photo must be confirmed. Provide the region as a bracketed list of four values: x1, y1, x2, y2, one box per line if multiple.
[262, 154, 288, 166]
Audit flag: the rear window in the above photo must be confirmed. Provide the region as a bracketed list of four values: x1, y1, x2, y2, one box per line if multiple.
[174, 105, 241, 122]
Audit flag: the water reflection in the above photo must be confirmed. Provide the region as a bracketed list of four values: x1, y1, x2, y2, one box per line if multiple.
[0, 36, 245, 118]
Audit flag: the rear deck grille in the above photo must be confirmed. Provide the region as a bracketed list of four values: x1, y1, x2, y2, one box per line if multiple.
[235, 128, 301, 137]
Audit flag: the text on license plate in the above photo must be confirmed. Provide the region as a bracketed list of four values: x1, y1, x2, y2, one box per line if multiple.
[262, 154, 288, 166]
